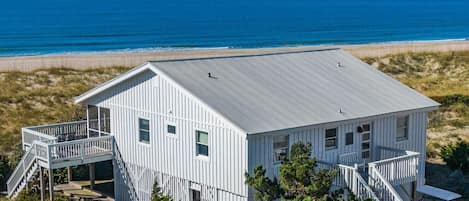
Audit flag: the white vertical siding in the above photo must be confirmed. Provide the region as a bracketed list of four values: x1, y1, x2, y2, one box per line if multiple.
[248, 120, 365, 178]
[373, 112, 427, 185]
[248, 111, 428, 186]
[86, 69, 248, 200]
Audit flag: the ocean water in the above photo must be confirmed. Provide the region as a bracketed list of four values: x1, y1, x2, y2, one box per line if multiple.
[0, 0, 468, 56]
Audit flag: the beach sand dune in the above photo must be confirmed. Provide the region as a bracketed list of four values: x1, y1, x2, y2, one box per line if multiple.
[1, 40, 469, 71]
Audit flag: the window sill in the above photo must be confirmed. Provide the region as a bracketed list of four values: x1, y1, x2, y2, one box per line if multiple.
[166, 133, 178, 139]
[195, 155, 210, 162]
[273, 161, 282, 166]
[396, 138, 409, 143]
[325, 147, 338, 151]
[138, 141, 151, 147]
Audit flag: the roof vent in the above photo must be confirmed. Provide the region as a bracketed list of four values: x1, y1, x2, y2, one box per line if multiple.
[337, 62, 343, 68]
[208, 72, 218, 79]
[338, 108, 344, 114]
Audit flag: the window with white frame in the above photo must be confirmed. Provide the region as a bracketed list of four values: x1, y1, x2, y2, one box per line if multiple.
[396, 116, 409, 141]
[139, 118, 150, 144]
[361, 123, 371, 159]
[273, 135, 289, 162]
[87, 105, 111, 137]
[325, 128, 338, 149]
[196, 130, 208, 156]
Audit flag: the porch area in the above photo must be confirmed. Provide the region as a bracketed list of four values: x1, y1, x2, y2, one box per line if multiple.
[7, 121, 115, 200]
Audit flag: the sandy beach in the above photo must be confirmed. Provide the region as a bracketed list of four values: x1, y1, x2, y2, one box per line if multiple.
[1, 40, 469, 71]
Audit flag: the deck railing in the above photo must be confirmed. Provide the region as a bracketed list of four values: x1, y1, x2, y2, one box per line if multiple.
[371, 147, 420, 186]
[22, 121, 88, 149]
[376, 146, 408, 161]
[49, 136, 113, 162]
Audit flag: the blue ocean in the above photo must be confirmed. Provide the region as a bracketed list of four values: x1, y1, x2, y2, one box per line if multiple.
[1, 0, 468, 56]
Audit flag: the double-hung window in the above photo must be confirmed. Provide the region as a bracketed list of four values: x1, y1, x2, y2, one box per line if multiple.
[273, 135, 289, 162]
[139, 118, 150, 144]
[196, 130, 209, 156]
[396, 116, 409, 141]
[325, 128, 338, 150]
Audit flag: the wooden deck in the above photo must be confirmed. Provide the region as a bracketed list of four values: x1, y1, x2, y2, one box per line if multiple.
[7, 121, 114, 199]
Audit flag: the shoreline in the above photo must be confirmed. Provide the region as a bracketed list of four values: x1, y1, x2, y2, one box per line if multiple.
[2, 40, 469, 71]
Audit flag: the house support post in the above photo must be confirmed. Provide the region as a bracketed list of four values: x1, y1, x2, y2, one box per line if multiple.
[89, 163, 95, 190]
[39, 167, 45, 201]
[49, 168, 54, 201]
[67, 166, 72, 183]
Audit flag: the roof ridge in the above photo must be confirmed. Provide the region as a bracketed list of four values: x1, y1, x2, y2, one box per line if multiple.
[149, 47, 341, 63]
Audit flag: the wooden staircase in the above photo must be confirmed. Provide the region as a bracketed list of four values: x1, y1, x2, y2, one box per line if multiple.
[333, 147, 421, 201]
[7, 144, 40, 198]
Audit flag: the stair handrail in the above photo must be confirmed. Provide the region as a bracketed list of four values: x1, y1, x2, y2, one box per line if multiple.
[368, 163, 403, 201]
[337, 164, 380, 201]
[6, 143, 37, 197]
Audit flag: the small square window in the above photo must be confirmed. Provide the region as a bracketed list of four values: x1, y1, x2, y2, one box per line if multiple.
[362, 124, 370, 132]
[167, 124, 176, 135]
[345, 132, 354, 145]
[362, 133, 370, 141]
[325, 128, 338, 149]
[362, 142, 370, 149]
[362, 151, 370, 159]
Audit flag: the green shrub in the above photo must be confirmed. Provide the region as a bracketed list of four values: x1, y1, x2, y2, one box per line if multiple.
[245, 166, 283, 201]
[151, 180, 172, 201]
[432, 94, 469, 107]
[0, 156, 10, 191]
[245, 142, 337, 201]
[439, 141, 469, 171]
[280, 142, 337, 200]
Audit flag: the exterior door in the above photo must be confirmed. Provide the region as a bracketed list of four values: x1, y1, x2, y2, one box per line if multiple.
[360, 123, 372, 162]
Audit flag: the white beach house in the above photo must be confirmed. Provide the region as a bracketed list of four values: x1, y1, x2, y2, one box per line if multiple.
[7, 49, 461, 201]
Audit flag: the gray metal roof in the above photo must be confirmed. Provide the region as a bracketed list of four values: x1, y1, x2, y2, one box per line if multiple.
[151, 49, 439, 134]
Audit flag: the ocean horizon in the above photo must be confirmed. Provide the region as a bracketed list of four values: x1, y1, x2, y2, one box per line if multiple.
[1, 0, 469, 56]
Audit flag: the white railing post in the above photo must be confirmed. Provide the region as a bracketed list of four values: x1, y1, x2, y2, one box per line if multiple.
[353, 164, 358, 195]
[81, 140, 85, 159]
[47, 144, 51, 164]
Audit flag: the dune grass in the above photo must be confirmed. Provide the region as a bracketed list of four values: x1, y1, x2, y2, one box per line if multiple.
[0, 67, 129, 155]
[363, 51, 469, 165]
